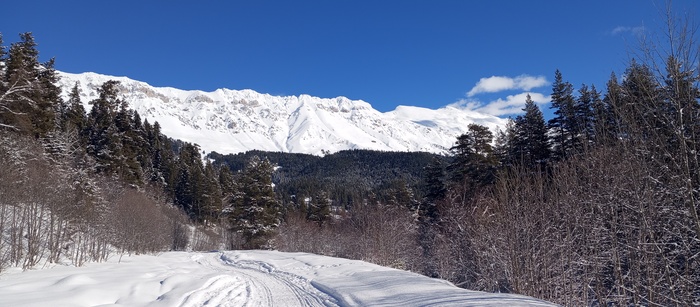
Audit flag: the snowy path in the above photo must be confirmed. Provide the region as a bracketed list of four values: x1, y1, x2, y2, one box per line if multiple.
[0, 251, 557, 306]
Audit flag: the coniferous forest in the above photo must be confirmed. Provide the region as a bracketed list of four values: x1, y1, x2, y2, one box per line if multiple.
[1, 8, 699, 306]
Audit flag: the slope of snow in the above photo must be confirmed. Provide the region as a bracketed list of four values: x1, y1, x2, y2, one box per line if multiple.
[0, 250, 556, 306]
[57, 72, 506, 156]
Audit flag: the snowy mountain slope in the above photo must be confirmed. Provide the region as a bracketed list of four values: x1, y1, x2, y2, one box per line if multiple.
[0, 250, 556, 306]
[57, 71, 506, 156]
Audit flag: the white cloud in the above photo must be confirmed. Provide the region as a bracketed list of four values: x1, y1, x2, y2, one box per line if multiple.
[466, 75, 548, 97]
[610, 26, 645, 36]
[452, 92, 550, 117]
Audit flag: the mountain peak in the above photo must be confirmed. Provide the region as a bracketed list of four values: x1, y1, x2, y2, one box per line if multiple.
[57, 71, 505, 156]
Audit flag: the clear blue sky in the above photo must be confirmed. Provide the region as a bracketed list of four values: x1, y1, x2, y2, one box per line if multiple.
[2, 0, 697, 117]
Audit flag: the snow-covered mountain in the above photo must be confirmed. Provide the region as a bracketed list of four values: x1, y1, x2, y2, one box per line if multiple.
[57, 72, 506, 156]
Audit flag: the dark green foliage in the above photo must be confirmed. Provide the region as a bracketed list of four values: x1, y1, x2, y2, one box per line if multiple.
[306, 190, 331, 227]
[420, 157, 446, 220]
[510, 94, 550, 168]
[63, 83, 87, 133]
[574, 84, 596, 144]
[0, 32, 59, 136]
[229, 156, 281, 249]
[598, 72, 623, 141]
[210, 149, 438, 211]
[174, 142, 207, 219]
[548, 69, 577, 159]
[448, 123, 498, 189]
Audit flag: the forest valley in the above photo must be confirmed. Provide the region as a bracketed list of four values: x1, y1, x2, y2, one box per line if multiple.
[1, 11, 699, 306]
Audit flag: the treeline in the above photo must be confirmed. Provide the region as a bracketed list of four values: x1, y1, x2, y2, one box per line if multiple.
[210, 149, 439, 210]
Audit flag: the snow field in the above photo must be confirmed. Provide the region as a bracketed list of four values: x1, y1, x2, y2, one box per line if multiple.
[0, 250, 557, 306]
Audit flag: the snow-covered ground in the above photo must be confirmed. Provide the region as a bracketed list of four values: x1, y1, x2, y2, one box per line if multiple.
[0, 250, 555, 306]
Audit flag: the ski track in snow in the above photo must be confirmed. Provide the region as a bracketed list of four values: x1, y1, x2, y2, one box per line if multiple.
[186, 252, 336, 307]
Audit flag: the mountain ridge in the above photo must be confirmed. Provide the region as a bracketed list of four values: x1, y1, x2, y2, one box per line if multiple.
[56, 71, 506, 156]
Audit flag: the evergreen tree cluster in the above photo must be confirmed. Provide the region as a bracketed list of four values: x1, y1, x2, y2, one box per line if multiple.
[210, 149, 438, 215]
[0, 32, 281, 249]
[414, 34, 700, 306]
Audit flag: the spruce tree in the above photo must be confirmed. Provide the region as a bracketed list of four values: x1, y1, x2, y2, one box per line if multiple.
[493, 119, 517, 167]
[575, 84, 595, 146]
[448, 123, 497, 190]
[174, 142, 206, 219]
[63, 83, 87, 133]
[548, 69, 577, 159]
[620, 59, 662, 140]
[33, 57, 61, 136]
[201, 160, 224, 223]
[600, 72, 623, 141]
[513, 94, 550, 168]
[1, 32, 45, 133]
[0, 32, 6, 95]
[230, 156, 281, 249]
[85, 81, 124, 175]
[307, 190, 331, 227]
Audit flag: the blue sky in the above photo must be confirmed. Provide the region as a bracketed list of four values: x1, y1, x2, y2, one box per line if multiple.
[2, 1, 697, 118]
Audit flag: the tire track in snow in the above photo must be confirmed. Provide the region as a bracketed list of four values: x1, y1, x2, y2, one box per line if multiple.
[179, 275, 250, 307]
[189, 252, 336, 307]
